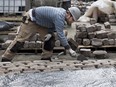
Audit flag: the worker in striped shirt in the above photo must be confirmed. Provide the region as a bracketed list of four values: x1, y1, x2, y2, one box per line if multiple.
[1, 6, 81, 62]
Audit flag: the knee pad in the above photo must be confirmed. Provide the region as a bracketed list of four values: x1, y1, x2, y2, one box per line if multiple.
[10, 41, 24, 53]
[44, 35, 55, 51]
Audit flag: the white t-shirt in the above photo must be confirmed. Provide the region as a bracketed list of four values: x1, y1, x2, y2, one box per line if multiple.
[29, 9, 34, 21]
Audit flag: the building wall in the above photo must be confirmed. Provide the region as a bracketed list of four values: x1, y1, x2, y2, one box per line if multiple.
[0, 0, 25, 14]
[25, 0, 63, 11]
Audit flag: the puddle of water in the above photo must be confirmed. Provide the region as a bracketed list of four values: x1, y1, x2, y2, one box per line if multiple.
[0, 68, 116, 87]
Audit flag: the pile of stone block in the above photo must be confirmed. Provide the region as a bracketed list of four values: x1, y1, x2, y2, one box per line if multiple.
[1, 33, 43, 49]
[1, 30, 68, 50]
[74, 22, 116, 47]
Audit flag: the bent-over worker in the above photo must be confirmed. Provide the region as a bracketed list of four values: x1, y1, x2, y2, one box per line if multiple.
[1, 6, 81, 62]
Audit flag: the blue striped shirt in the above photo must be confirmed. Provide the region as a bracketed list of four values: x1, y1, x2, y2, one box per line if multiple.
[32, 6, 69, 47]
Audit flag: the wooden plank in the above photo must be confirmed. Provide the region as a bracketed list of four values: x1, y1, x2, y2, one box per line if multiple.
[0, 30, 16, 35]
[0, 16, 22, 22]
[20, 47, 65, 50]
[78, 45, 116, 48]
[17, 47, 66, 54]
[78, 45, 116, 51]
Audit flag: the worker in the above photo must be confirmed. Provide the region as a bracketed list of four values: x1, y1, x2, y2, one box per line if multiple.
[1, 6, 81, 62]
[78, 0, 116, 23]
[61, 0, 71, 10]
[57, 0, 71, 10]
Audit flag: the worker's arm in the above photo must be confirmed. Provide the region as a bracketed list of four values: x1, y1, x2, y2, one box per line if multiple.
[54, 14, 77, 57]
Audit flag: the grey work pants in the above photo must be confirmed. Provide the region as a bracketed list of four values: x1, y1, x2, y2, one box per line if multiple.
[2, 19, 54, 60]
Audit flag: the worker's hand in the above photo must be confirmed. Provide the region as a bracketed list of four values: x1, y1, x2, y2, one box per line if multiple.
[68, 48, 77, 57]
[44, 34, 52, 41]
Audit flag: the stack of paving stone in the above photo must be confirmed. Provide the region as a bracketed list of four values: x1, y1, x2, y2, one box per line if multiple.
[74, 22, 116, 58]
[1, 30, 68, 50]
[1, 33, 42, 49]
[74, 22, 116, 47]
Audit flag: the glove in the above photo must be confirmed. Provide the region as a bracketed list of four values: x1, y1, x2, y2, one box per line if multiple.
[44, 34, 52, 41]
[68, 48, 77, 57]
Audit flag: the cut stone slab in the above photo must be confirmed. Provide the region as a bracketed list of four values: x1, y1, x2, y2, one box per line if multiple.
[74, 37, 82, 45]
[108, 39, 115, 45]
[68, 38, 78, 51]
[108, 14, 116, 19]
[107, 32, 116, 39]
[102, 38, 109, 45]
[94, 23, 102, 31]
[28, 41, 36, 48]
[93, 50, 108, 59]
[104, 22, 111, 29]
[96, 30, 109, 39]
[79, 48, 92, 57]
[91, 38, 102, 47]
[88, 32, 96, 39]
[76, 24, 86, 32]
[86, 25, 96, 33]
[75, 31, 87, 38]
[82, 39, 91, 46]
[36, 41, 42, 48]
[108, 14, 116, 24]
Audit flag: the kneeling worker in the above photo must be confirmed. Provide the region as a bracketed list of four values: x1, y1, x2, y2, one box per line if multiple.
[1, 6, 81, 62]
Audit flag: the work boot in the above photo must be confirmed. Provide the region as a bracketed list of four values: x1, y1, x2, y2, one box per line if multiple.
[1, 57, 12, 62]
